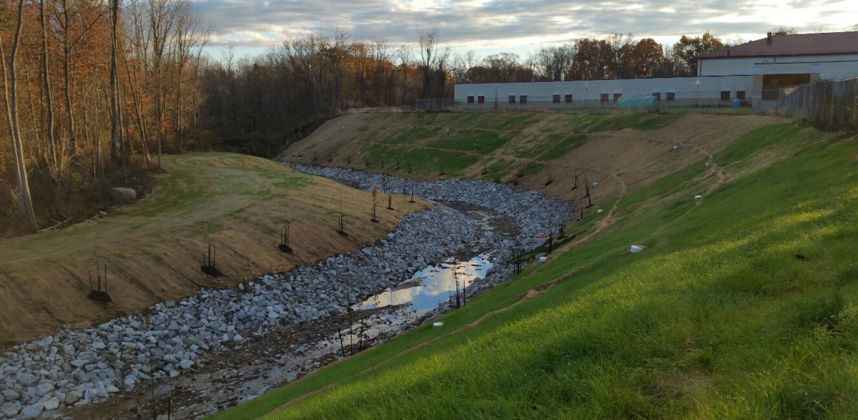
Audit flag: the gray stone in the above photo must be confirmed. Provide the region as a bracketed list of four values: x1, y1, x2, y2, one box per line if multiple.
[106, 384, 120, 394]
[43, 397, 60, 411]
[34, 382, 54, 397]
[1, 402, 21, 418]
[110, 187, 137, 203]
[17, 373, 38, 387]
[96, 382, 108, 398]
[1, 389, 18, 401]
[19, 403, 42, 419]
[64, 391, 81, 406]
[0, 164, 571, 417]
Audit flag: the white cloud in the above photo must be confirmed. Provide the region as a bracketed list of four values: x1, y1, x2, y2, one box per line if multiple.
[192, 0, 858, 59]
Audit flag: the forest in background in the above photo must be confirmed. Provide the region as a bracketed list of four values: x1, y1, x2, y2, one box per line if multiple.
[0, 0, 744, 237]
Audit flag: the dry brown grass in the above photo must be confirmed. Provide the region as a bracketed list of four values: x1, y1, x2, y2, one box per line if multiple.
[0, 152, 427, 348]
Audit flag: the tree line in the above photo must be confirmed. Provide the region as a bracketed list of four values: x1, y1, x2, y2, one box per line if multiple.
[451, 32, 727, 84]
[198, 30, 451, 157]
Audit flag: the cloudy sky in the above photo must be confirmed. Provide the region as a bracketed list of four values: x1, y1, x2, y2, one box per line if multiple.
[193, 0, 858, 60]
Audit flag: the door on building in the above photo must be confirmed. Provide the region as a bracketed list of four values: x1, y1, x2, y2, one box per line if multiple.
[761, 73, 811, 100]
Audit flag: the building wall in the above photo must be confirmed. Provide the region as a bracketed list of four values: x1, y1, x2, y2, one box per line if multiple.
[699, 54, 858, 80]
[454, 76, 755, 108]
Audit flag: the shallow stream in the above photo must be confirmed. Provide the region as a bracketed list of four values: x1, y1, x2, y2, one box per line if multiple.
[355, 254, 494, 312]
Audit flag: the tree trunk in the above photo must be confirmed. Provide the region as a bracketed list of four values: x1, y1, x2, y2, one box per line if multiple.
[175, 71, 183, 150]
[156, 74, 163, 171]
[61, 0, 76, 155]
[39, 0, 57, 168]
[109, 0, 121, 161]
[122, 51, 150, 167]
[1, 0, 39, 232]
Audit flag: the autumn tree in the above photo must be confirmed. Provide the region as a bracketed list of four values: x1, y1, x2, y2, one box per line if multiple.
[673, 32, 725, 76]
[570, 38, 615, 80]
[1, 0, 206, 236]
[624, 38, 664, 78]
[2, 0, 38, 231]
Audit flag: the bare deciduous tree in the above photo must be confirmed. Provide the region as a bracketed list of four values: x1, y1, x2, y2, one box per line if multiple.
[2, 0, 38, 231]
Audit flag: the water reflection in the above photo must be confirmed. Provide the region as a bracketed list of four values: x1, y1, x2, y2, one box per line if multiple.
[356, 254, 493, 312]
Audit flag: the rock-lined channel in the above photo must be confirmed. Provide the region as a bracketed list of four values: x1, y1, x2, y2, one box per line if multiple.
[0, 166, 572, 419]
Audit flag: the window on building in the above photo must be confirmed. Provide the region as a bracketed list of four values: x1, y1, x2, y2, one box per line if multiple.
[508, 95, 516, 104]
[552, 94, 560, 103]
[477, 96, 485, 104]
[720, 90, 730, 100]
[600, 93, 609, 102]
[467, 96, 474, 104]
[736, 91, 746, 100]
[652, 92, 661, 101]
[520, 95, 527, 104]
[613, 93, 622, 102]
[666, 92, 676, 101]
[565, 94, 573, 103]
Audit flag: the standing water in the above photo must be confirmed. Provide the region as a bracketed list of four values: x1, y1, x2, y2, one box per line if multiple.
[355, 253, 494, 313]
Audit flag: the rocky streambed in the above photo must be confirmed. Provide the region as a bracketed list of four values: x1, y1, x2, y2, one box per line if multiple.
[0, 166, 572, 419]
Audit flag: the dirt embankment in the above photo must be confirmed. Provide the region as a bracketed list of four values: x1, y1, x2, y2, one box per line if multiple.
[280, 111, 782, 214]
[0, 153, 428, 348]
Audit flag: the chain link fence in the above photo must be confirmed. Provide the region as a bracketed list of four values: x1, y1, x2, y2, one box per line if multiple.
[416, 98, 455, 111]
[779, 78, 858, 131]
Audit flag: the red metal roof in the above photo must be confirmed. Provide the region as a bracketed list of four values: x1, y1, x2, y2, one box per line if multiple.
[699, 31, 858, 59]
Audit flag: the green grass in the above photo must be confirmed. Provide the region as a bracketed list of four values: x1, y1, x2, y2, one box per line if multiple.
[213, 123, 858, 419]
[550, 112, 681, 134]
[484, 159, 515, 182]
[381, 126, 441, 144]
[516, 161, 544, 177]
[363, 144, 479, 176]
[618, 159, 708, 207]
[425, 130, 510, 154]
[529, 133, 590, 161]
[126, 154, 311, 216]
[714, 122, 813, 166]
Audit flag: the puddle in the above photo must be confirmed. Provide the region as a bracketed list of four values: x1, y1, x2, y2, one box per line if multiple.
[355, 254, 493, 312]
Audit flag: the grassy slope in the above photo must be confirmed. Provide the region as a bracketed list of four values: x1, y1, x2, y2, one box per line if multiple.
[219, 120, 858, 419]
[285, 111, 680, 179]
[0, 152, 427, 347]
[281, 110, 780, 215]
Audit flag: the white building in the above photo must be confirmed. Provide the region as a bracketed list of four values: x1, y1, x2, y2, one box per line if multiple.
[454, 76, 754, 109]
[454, 31, 858, 109]
[697, 31, 858, 100]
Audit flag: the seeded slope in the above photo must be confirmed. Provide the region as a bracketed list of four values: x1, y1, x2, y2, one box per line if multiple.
[219, 113, 858, 419]
[0, 152, 426, 347]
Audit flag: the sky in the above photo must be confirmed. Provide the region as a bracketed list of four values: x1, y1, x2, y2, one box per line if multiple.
[191, 0, 858, 61]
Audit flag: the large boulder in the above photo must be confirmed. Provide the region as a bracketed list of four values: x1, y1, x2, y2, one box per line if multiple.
[110, 187, 137, 204]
